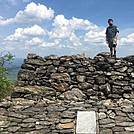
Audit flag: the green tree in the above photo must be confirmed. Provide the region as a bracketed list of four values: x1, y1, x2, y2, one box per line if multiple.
[0, 52, 14, 100]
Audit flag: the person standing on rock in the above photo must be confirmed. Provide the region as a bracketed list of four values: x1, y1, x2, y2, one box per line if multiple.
[106, 19, 119, 58]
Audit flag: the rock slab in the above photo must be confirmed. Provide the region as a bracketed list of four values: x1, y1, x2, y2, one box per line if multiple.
[76, 111, 96, 134]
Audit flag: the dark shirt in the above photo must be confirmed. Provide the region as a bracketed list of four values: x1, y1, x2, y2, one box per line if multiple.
[106, 25, 119, 39]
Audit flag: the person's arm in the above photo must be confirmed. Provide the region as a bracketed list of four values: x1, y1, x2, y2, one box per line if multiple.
[114, 32, 119, 42]
[106, 28, 108, 44]
[106, 35, 108, 44]
[115, 32, 119, 38]
[114, 27, 119, 42]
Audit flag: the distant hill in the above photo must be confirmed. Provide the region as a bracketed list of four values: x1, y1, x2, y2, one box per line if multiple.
[5, 58, 24, 83]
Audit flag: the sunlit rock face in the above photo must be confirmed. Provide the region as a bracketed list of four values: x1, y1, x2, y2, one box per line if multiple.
[0, 52, 134, 134]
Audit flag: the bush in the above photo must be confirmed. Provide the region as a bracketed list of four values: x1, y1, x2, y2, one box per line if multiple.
[0, 52, 14, 100]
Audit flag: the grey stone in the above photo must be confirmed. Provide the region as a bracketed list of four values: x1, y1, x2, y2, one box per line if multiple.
[123, 55, 134, 64]
[131, 72, 134, 78]
[19, 123, 35, 128]
[0, 101, 11, 108]
[23, 118, 37, 123]
[27, 53, 39, 59]
[125, 126, 134, 131]
[76, 75, 85, 82]
[61, 111, 76, 119]
[100, 129, 112, 134]
[45, 54, 58, 60]
[116, 66, 128, 72]
[51, 82, 69, 92]
[98, 112, 107, 119]
[96, 52, 111, 58]
[76, 67, 88, 73]
[127, 113, 134, 120]
[76, 111, 96, 134]
[95, 76, 105, 84]
[112, 127, 124, 132]
[87, 89, 96, 96]
[99, 123, 115, 128]
[115, 116, 132, 122]
[114, 132, 134, 134]
[8, 117, 22, 123]
[116, 122, 134, 127]
[21, 64, 36, 70]
[99, 83, 111, 96]
[99, 118, 114, 125]
[122, 108, 134, 113]
[8, 126, 21, 132]
[25, 58, 45, 66]
[8, 112, 28, 119]
[35, 66, 46, 74]
[109, 112, 116, 119]
[106, 58, 116, 64]
[14, 86, 56, 97]
[78, 82, 93, 90]
[47, 65, 57, 73]
[18, 69, 35, 81]
[88, 66, 96, 72]
[51, 73, 71, 81]
[64, 88, 86, 100]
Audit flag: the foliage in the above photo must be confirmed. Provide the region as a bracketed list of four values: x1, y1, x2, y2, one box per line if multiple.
[0, 52, 14, 100]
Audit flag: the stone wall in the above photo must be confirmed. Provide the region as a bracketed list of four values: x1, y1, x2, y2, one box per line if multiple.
[0, 52, 134, 134]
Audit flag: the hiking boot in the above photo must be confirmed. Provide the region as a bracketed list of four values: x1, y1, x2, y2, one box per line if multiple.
[113, 54, 116, 58]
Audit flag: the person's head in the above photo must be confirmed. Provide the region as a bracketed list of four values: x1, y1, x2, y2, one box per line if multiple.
[108, 19, 113, 26]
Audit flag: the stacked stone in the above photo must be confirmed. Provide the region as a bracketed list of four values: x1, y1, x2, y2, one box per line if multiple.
[0, 52, 133, 134]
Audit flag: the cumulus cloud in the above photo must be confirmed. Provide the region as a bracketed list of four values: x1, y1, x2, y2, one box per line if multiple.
[48, 14, 100, 39]
[83, 29, 106, 44]
[0, 2, 54, 26]
[1, 12, 115, 56]
[119, 33, 134, 46]
[0, 16, 4, 20]
[4, 25, 46, 41]
[47, 14, 106, 50]
[3, 14, 107, 54]
[26, 37, 57, 48]
[26, 37, 44, 46]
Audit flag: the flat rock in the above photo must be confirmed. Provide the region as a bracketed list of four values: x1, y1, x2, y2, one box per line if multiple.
[57, 122, 74, 129]
[123, 55, 134, 64]
[76, 111, 96, 134]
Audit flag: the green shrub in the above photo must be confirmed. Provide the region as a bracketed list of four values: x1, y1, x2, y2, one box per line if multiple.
[0, 52, 14, 100]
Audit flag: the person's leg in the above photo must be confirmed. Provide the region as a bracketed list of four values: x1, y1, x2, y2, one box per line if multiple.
[109, 41, 113, 57]
[110, 47, 113, 57]
[113, 46, 116, 57]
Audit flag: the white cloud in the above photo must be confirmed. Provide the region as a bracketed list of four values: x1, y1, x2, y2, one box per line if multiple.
[3, 14, 107, 54]
[68, 33, 82, 47]
[0, 18, 14, 26]
[0, 16, 4, 20]
[26, 37, 44, 46]
[41, 42, 56, 47]
[49, 15, 71, 39]
[0, 2, 54, 26]
[5, 25, 46, 41]
[0, 43, 16, 51]
[83, 29, 106, 44]
[119, 33, 134, 46]
[26, 37, 57, 48]
[48, 14, 105, 43]
[47, 14, 106, 50]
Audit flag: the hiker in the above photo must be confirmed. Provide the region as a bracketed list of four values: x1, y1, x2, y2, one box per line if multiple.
[106, 19, 119, 58]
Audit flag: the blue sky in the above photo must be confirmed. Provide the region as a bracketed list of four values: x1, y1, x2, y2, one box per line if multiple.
[0, 0, 134, 58]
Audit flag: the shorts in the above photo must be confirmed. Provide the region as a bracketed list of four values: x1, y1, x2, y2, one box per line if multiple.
[108, 38, 117, 48]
